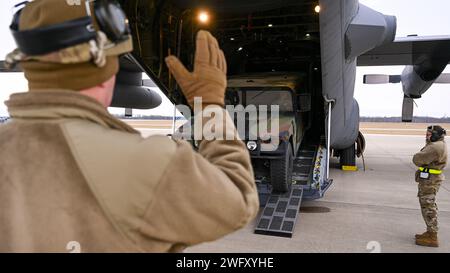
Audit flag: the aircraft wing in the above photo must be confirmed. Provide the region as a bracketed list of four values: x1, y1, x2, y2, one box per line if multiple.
[357, 35, 450, 66]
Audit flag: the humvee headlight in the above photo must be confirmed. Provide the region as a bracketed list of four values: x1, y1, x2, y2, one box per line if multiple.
[247, 141, 258, 151]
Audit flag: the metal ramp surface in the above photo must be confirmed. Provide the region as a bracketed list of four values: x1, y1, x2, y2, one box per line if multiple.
[292, 146, 317, 186]
[254, 144, 331, 237]
[254, 185, 303, 237]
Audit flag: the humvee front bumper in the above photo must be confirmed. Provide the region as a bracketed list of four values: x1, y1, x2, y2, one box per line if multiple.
[246, 140, 289, 160]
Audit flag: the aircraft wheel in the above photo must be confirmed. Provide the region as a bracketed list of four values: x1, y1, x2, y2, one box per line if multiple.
[270, 143, 293, 193]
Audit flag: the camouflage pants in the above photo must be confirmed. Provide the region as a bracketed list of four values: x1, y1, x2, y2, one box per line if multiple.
[417, 181, 442, 232]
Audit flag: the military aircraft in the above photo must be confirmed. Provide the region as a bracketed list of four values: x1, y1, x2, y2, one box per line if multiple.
[117, 0, 450, 236]
[2, 0, 450, 236]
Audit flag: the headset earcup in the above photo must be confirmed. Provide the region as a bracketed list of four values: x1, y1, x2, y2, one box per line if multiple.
[431, 131, 440, 142]
[94, 0, 128, 42]
[10, 1, 29, 31]
[93, 0, 110, 37]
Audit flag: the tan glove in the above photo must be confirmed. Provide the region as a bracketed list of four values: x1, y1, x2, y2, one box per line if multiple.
[165, 30, 227, 108]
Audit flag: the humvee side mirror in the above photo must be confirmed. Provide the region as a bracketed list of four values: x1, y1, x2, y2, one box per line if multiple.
[296, 93, 311, 112]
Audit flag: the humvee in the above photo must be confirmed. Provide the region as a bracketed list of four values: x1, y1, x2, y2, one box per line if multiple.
[225, 73, 315, 192]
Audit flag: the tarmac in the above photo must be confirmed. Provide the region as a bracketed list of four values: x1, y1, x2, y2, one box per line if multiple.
[126, 121, 450, 253]
[186, 134, 450, 253]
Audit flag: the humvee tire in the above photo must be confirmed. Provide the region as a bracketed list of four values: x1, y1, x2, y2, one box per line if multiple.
[270, 143, 294, 193]
[339, 143, 356, 167]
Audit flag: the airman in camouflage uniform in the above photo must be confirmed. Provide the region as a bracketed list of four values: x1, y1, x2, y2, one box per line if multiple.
[413, 125, 447, 247]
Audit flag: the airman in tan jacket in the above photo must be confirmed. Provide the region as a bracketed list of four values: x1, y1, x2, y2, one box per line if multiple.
[0, 0, 258, 252]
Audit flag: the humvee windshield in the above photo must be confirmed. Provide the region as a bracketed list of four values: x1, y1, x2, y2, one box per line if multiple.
[226, 89, 293, 112]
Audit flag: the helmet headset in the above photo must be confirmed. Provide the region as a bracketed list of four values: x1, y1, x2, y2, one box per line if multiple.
[8, 0, 131, 66]
[428, 125, 446, 142]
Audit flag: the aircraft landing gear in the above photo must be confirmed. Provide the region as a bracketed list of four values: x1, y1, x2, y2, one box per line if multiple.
[339, 143, 356, 169]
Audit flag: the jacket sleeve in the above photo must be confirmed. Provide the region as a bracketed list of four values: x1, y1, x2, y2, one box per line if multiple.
[140, 107, 259, 246]
[413, 145, 438, 167]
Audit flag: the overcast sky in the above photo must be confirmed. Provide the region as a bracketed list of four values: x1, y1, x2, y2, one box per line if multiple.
[0, 0, 449, 117]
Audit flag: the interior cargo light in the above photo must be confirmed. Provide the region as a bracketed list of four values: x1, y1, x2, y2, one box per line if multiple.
[315, 5, 321, 13]
[198, 11, 210, 24]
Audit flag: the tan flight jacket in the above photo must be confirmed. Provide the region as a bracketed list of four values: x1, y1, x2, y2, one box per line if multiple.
[413, 139, 447, 183]
[0, 90, 259, 252]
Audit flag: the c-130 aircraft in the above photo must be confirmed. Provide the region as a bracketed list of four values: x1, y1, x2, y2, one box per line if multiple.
[2, 0, 449, 236]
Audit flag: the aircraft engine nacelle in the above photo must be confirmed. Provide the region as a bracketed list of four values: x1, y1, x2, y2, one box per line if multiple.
[111, 57, 163, 110]
[364, 65, 450, 123]
[319, 0, 396, 149]
[401, 58, 448, 99]
[111, 70, 163, 110]
[400, 59, 447, 122]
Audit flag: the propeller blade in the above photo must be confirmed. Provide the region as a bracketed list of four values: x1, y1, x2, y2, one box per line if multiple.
[363, 74, 389, 84]
[435, 73, 450, 84]
[363, 74, 401, 84]
[402, 96, 414, 123]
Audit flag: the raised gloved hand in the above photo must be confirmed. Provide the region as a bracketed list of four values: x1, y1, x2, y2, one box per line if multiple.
[165, 30, 227, 108]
